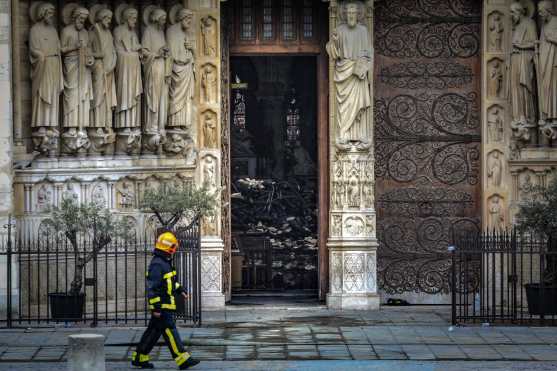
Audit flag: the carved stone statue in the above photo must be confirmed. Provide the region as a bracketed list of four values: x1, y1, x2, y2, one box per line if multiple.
[201, 64, 217, 104]
[487, 151, 503, 187]
[141, 6, 171, 153]
[488, 195, 505, 231]
[61, 4, 94, 154]
[113, 4, 143, 154]
[29, 2, 63, 156]
[487, 106, 504, 143]
[509, 1, 537, 142]
[166, 5, 196, 156]
[326, 1, 372, 145]
[332, 163, 345, 209]
[117, 181, 135, 209]
[488, 11, 504, 52]
[201, 16, 217, 57]
[203, 156, 217, 190]
[538, 1, 557, 138]
[203, 111, 217, 148]
[88, 5, 117, 154]
[488, 59, 503, 98]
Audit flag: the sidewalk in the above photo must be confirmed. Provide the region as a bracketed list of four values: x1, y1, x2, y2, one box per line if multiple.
[0, 306, 556, 369]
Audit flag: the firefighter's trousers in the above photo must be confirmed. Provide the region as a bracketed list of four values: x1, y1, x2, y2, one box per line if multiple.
[133, 311, 191, 366]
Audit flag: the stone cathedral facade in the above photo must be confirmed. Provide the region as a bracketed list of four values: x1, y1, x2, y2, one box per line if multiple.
[0, 0, 556, 310]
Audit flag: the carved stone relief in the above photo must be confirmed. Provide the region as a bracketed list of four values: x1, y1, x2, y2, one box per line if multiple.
[487, 57, 504, 99]
[487, 105, 504, 143]
[488, 10, 504, 52]
[61, 182, 79, 204]
[343, 253, 365, 292]
[201, 16, 217, 57]
[201, 254, 221, 292]
[487, 150, 503, 187]
[518, 170, 537, 201]
[90, 181, 108, 207]
[201, 64, 218, 104]
[487, 194, 505, 231]
[36, 183, 53, 212]
[202, 110, 218, 148]
[116, 179, 135, 210]
[202, 154, 217, 190]
[331, 214, 342, 236]
[344, 216, 365, 237]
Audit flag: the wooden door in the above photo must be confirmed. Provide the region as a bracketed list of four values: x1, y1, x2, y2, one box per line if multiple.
[374, 0, 482, 302]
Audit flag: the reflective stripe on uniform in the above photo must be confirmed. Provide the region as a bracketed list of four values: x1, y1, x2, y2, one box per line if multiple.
[165, 328, 180, 355]
[149, 297, 161, 304]
[132, 351, 150, 363]
[175, 351, 191, 366]
[163, 270, 176, 279]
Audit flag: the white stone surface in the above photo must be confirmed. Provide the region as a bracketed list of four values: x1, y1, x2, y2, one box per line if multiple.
[67, 334, 105, 371]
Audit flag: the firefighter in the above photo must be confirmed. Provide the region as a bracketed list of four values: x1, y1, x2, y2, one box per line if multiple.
[132, 232, 200, 369]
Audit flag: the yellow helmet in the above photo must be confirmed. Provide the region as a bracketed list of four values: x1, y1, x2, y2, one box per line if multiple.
[155, 232, 179, 254]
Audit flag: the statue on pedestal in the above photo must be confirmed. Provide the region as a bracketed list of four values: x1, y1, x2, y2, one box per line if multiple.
[29, 2, 63, 156]
[326, 1, 372, 147]
[60, 3, 94, 155]
[509, 1, 537, 143]
[537, 1, 557, 139]
[141, 6, 171, 154]
[88, 5, 117, 154]
[165, 5, 196, 157]
[113, 4, 143, 155]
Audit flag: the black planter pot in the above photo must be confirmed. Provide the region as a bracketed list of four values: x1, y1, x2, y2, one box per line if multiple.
[48, 293, 85, 320]
[524, 284, 557, 315]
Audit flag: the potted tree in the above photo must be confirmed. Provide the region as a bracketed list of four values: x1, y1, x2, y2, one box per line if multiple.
[142, 182, 216, 231]
[142, 183, 216, 314]
[46, 198, 128, 320]
[515, 178, 557, 315]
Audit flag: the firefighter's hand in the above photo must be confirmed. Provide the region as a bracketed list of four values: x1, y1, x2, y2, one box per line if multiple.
[152, 311, 161, 318]
[181, 292, 190, 300]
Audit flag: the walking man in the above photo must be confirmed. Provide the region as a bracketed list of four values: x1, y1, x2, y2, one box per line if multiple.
[132, 232, 200, 369]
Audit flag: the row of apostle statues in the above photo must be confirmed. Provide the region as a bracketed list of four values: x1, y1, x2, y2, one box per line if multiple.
[29, 1, 208, 158]
[507, 0, 557, 143]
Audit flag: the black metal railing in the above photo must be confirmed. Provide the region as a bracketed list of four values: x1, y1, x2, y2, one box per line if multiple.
[0, 217, 201, 328]
[451, 229, 557, 326]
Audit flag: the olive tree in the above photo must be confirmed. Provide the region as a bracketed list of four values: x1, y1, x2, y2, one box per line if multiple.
[47, 198, 129, 295]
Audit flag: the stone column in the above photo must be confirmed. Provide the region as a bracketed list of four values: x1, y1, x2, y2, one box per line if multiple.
[483, 0, 513, 231]
[193, 0, 225, 310]
[0, 0, 15, 315]
[326, 0, 379, 310]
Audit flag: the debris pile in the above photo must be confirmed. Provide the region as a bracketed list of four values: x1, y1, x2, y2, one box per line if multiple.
[232, 178, 318, 290]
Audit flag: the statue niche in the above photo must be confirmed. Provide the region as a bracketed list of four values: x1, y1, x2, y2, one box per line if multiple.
[113, 3, 143, 155]
[29, 2, 63, 157]
[165, 4, 196, 157]
[326, 1, 372, 147]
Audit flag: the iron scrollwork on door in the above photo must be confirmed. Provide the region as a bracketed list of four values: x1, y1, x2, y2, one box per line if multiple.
[374, 0, 481, 297]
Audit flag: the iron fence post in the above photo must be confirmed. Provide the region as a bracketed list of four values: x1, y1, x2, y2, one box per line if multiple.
[449, 245, 457, 326]
[5, 215, 13, 328]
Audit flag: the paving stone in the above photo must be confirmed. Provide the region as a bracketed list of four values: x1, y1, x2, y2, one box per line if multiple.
[0, 347, 38, 361]
[531, 328, 557, 344]
[104, 346, 131, 361]
[476, 329, 513, 344]
[191, 346, 225, 361]
[373, 344, 407, 360]
[347, 344, 377, 360]
[520, 345, 557, 361]
[287, 344, 319, 360]
[389, 327, 422, 345]
[225, 345, 256, 360]
[493, 344, 532, 360]
[33, 347, 65, 361]
[318, 345, 351, 360]
[499, 328, 545, 344]
[429, 345, 467, 360]
[401, 345, 436, 360]
[459, 345, 503, 360]
[362, 326, 397, 344]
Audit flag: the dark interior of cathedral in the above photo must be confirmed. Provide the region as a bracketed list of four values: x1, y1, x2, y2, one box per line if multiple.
[229, 56, 319, 297]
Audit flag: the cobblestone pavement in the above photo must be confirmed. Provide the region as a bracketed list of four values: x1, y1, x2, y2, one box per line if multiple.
[0, 306, 556, 368]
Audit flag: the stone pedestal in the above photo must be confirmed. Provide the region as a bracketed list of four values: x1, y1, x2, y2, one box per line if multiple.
[67, 334, 105, 371]
[200, 237, 225, 310]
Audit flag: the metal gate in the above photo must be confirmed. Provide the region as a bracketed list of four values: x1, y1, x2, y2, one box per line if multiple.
[0, 217, 201, 328]
[374, 0, 482, 301]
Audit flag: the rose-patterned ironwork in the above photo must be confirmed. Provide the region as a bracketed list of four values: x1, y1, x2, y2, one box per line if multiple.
[374, 0, 481, 297]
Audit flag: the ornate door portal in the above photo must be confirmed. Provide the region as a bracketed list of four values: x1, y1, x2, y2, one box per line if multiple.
[374, 0, 482, 302]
